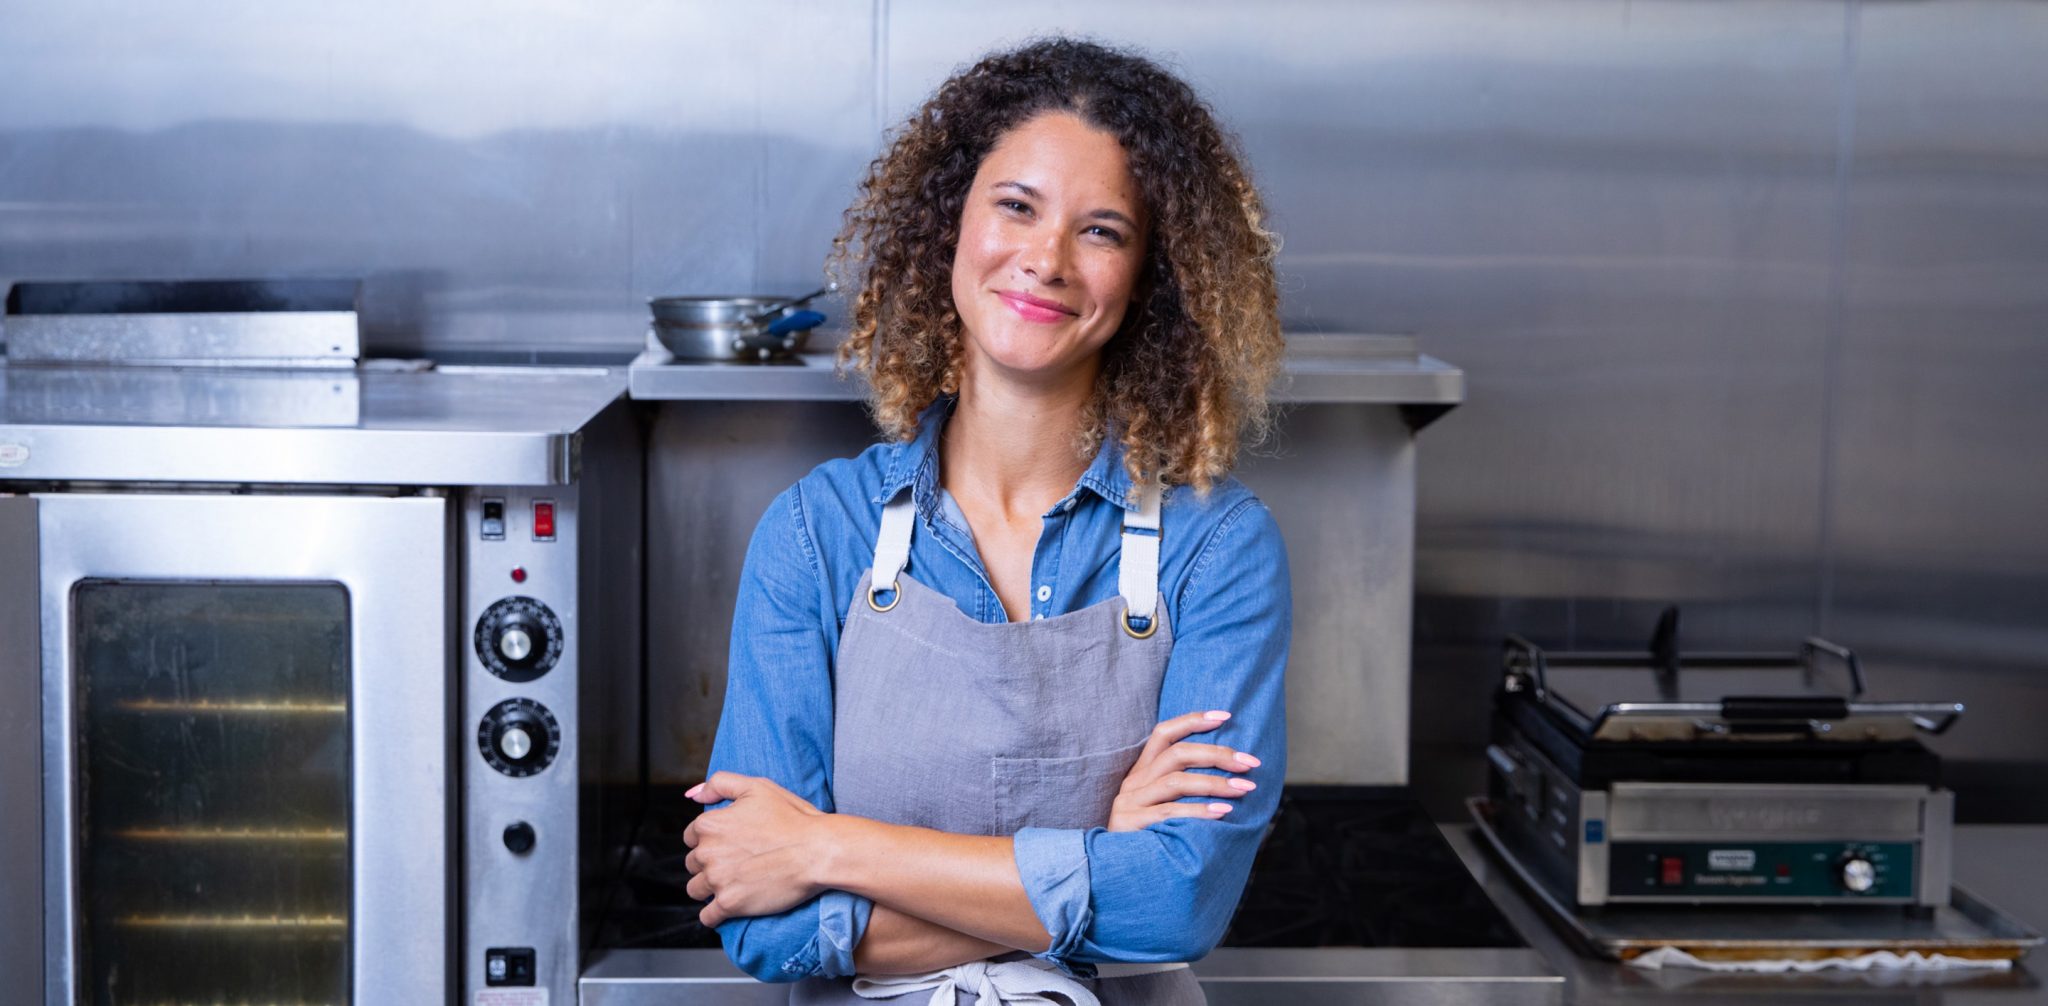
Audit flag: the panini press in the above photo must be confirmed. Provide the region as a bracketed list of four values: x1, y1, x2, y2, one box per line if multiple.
[1487, 609, 1964, 911]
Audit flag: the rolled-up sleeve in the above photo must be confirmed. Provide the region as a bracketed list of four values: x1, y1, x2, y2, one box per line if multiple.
[706, 484, 873, 981]
[1013, 499, 1290, 968]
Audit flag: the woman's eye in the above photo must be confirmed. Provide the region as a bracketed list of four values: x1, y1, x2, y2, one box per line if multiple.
[998, 199, 1031, 215]
[1085, 225, 1125, 245]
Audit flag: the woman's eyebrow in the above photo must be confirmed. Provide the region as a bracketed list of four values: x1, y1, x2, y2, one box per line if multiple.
[1087, 208, 1139, 230]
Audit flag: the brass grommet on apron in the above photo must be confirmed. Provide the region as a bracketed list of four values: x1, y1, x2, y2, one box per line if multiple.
[1122, 605, 1158, 639]
[868, 584, 901, 612]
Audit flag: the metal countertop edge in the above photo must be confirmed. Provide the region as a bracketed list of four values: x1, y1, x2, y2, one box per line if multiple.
[0, 424, 578, 487]
[626, 351, 1466, 406]
[580, 947, 1562, 985]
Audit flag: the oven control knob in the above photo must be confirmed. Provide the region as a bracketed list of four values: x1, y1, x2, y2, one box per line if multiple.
[1839, 856, 1877, 893]
[475, 597, 563, 683]
[478, 698, 560, 777]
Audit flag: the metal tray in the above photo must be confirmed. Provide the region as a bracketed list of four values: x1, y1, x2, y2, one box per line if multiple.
[1468, 797, 2041, 963]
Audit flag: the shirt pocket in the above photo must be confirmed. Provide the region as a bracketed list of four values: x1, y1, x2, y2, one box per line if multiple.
[990, 738, 1148, 834]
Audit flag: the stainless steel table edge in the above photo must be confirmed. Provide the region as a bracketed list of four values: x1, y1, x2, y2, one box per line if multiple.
[0, 423, 582, 487]
[627, 344, 1466, 406]
[581, 947, 1562, 1005]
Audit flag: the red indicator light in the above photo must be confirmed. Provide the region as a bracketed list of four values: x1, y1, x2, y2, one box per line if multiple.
[510, 567, 527, 583]
[1777, 864, 1791, 877]
[533, 501, 556, 540]
[1660, 857, 1684, 886]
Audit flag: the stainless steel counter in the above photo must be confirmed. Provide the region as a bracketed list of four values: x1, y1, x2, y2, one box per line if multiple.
[580, 947, 1562, 1005]
[0, 362, 627, 486]
[578, 826, 2045, 1005]
[1444, 823, 2048, 1005]
[627, 333, 1465, 410]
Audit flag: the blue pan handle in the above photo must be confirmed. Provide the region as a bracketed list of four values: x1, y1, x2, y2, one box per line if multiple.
[766, 309, 827, 336]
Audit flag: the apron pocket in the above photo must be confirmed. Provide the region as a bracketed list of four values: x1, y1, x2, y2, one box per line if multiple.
[991, 738, 1148, 834]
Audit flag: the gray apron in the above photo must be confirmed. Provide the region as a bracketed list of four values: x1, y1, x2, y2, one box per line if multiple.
[791, 482, 1203, 1005]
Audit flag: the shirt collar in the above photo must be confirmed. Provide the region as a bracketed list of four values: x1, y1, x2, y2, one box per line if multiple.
[871, 397, 1143, 514]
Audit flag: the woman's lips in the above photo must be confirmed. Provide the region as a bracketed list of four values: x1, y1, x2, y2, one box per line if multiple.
[997, 290, 1077, 323]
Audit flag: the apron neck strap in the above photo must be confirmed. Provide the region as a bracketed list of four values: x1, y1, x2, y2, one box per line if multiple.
[871, 489, 917, 594]
[868, 481, 1166, 621]
[1118, 480, 1164, 627]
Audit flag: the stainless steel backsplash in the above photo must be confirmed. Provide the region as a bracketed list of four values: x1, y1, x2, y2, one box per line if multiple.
[4, 1, 2042, 817]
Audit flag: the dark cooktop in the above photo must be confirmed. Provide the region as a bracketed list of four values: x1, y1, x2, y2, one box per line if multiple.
[1220, 786, 1525, 949]
[592, 785, 1524, 952]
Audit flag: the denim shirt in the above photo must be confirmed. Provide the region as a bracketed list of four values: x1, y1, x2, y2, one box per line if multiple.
[705, 400, 1291, 981]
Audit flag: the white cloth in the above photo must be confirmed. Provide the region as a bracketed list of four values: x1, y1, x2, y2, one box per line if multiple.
[850, 958, 1097, 1006]
[849, 958, 1192, 1005]
[1627, 946, 2011, 973]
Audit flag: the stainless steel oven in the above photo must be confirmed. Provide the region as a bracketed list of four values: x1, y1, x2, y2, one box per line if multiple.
[2, 281, 644, 1005]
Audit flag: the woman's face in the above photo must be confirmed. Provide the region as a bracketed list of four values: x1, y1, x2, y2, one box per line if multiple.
[950, 111, 1148, 388]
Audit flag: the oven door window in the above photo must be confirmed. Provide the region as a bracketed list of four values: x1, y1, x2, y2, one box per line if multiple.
[73, 580, 350, 1005]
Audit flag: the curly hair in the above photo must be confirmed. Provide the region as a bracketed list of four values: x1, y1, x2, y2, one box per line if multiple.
[831, 37, 1283, 491]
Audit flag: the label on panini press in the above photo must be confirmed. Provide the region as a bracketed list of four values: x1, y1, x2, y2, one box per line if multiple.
[476, 989, 546, 1006]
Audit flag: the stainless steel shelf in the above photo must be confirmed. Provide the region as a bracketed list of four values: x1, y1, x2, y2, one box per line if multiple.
[627, 333, 1466, 408]
[0, 363, 627, 486]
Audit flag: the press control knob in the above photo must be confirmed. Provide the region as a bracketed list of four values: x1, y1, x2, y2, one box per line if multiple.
[498, 626, 533, 663]
[478, 698, 560, 777]
[503, 821, 536, 855]
[475, 597, 563, 683]
[1840, 856, 1877, 893]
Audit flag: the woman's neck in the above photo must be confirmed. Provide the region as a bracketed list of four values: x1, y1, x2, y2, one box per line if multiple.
[941, 361, 1097, 521]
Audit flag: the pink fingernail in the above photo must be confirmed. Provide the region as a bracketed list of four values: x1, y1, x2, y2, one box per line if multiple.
[1204, 710, 1232, 721]
[1208, 802, 1234, 815]
[1228, 778, 1256, 791]
[685, 784, 703, 799]
[1234, 752, 1262, 767]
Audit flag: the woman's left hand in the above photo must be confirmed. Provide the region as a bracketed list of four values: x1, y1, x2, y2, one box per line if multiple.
[683, 772, 832, 927]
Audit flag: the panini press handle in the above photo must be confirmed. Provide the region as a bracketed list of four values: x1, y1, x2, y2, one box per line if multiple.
[1719, 695, 1850, 721]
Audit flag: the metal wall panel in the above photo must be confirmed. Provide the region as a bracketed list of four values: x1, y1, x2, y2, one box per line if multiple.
[1828, 1, 2048, 820]
[883, 0, 1848, 796]
[646, 401, 880, 784]
[6, 0, 2046, 812]
[0, 0, 877, 355]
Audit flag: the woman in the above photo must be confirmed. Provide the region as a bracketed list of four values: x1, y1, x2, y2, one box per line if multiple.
[684, 37, 1289, 1005]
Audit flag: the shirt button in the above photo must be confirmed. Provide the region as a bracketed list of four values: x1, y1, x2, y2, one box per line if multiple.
[1032, 613, 1044, 621]
[1061, 499, 1076, 512]
[1035, 585, 1052, 602]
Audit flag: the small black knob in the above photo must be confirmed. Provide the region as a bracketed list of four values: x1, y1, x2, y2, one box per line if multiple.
[503, 821, 536, 855]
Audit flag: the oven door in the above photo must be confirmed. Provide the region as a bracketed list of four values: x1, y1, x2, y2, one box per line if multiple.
[30, 492, 451, 1005]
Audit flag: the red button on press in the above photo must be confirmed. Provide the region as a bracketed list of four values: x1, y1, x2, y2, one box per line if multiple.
[1661, 856, 1684, 886]
[532, 501, 556, 540]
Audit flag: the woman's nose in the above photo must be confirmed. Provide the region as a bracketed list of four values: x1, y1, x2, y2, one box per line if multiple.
[1019, 233, 1070, 286]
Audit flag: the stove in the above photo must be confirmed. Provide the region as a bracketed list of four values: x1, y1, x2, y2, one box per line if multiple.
[592, 785, 1524, 954]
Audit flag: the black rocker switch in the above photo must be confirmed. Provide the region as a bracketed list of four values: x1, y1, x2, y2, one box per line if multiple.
[486, 946, 536, 986]
[481, 498, 506, 541]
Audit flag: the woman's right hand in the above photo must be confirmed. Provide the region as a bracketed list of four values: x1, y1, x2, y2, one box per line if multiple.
[1108, 710, 1262, 831]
